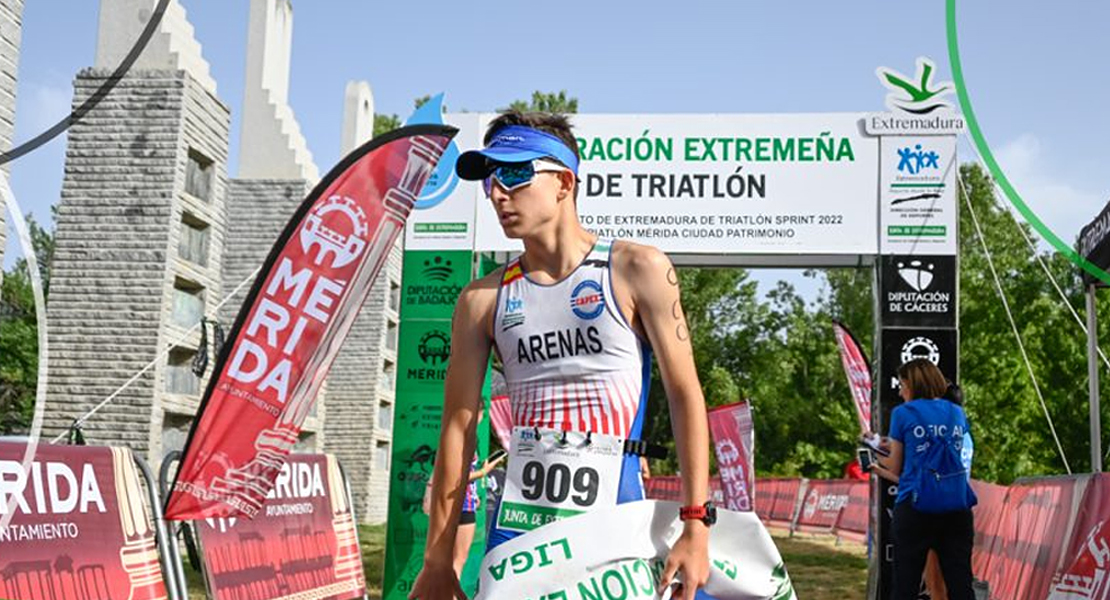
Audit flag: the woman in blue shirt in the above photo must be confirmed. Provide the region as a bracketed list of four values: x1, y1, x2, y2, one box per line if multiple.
[872, 359, 975, 600]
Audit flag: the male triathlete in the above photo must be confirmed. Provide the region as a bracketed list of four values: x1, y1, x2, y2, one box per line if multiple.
[410, 112, 712, 600]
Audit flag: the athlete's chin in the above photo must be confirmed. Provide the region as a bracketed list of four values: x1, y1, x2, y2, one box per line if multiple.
[499, 223, 528, 239]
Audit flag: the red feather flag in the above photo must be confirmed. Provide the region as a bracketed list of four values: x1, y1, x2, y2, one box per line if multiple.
[165, 125, 457, 520]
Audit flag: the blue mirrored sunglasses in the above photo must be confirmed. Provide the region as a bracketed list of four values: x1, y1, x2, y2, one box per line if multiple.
[482, 159, 569, 196]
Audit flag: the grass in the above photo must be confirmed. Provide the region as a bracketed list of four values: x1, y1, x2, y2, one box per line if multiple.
[772, 532, 869, 600]
[183, 525, 867, 599]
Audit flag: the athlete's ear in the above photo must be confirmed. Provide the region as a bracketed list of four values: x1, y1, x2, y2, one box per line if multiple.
[556, 169, 576, 201]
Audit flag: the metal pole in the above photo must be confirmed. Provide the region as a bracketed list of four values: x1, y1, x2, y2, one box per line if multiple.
[1088, 284, 1102, 472]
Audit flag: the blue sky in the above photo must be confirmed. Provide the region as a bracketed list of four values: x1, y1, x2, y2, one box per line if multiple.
[8, 1, 1109, 297]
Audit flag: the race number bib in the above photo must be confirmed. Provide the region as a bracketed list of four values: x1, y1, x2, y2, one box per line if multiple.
[497, 427, 624, 533]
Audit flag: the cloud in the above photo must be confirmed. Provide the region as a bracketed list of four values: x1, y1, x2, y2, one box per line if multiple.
[992, 133, 1105, 247]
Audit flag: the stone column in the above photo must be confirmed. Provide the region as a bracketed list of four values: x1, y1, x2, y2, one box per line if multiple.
[222, 0, 322, 450]
[0, 0, 27, 269]
[43, 0, 229, 465]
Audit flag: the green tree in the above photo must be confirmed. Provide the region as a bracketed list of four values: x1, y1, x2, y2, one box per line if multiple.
[505, 91, 578, 114]
[1, 213, 53, 434]
[373, 114, 401, 138]
[954, 163, 1100, 482]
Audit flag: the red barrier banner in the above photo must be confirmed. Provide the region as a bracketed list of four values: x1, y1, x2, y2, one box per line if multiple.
[166, 125, 456, 520]
[1047, 473, 1110, 599]
[0, 442, 168, 600]
[708, 400, 755, 511]
[756, 478, 806, 528]
[794, 479, 865, 535]
[976, 477, 1085, 600]
[194, 454, 366, 600]
[643, 476, 725, 505]
[835, 480, 870, 542]
[833, 321, 872, 433]
[969, 479, 1009, 579]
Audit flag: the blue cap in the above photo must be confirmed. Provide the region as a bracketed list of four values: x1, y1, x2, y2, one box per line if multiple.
[456, 125, 579, 180]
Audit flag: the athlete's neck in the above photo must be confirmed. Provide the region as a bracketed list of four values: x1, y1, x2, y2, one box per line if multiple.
[519, 222, 597, 285]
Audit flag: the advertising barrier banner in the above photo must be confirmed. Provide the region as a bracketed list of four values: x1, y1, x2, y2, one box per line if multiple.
[793, 479, 867, 536]
[166, 126, 456, 520]
[976, 476, 1087, 600]
[969, 479, 1010, 579]
[0, 443, 168, 600]
[758, 478, 808, 529]
[1047, 473, 1110, 599]
[707, 400, 755, 511]
[194, 454, 366, 600]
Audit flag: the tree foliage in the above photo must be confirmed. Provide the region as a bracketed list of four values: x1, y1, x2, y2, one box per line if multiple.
[641, 163, 1106, 484]
[1, 213, 53, 434]
[505, 91, 578, 114]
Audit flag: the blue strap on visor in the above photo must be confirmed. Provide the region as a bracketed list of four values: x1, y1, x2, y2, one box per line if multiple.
[455, 125, 579, 180]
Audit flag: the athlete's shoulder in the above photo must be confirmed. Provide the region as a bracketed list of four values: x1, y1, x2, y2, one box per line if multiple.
[610, 239, 673, 283]
[454, 268, 502, 331]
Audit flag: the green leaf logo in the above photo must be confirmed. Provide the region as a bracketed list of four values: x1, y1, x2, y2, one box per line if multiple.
[877, 57, 955, 114]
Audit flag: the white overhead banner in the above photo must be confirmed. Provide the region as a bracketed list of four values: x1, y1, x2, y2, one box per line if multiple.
[406, 113, 881, 257]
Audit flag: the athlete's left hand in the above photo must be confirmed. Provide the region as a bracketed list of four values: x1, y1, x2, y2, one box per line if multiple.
[658, 523, 710, 600]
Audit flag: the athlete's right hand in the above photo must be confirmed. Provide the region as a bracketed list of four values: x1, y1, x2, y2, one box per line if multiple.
[408, 561, 467, 600]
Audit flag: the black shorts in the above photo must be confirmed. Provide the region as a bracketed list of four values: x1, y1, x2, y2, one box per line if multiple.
[459, 511, 476, 525]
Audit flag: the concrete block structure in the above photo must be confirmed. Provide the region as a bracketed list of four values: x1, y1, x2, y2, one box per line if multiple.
[41, 0, 403, 523]
[42, 0, 229, 461]
[0, 0, 26, 266]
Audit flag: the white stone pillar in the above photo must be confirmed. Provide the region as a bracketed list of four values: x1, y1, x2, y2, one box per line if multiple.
[341, 81, 374, 156]
[238, 0, 317, 181]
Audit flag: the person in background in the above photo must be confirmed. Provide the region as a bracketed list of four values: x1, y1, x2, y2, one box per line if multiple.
[844, 457, 868, 481]
[871, 360, 976, 600]
[452, 451, 506, 576]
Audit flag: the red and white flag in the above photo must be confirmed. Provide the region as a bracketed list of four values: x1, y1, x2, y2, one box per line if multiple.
[707, 400, 755, 512]
[165, 125, 456, 520]
[833, 320, 873, 434]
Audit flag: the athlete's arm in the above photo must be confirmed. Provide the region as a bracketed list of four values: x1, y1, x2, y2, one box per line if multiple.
[615, 243, 710, 600]
[410, 274, 498, 600]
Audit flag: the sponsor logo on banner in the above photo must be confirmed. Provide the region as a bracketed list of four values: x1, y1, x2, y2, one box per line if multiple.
[195, 455, 367, 600]
[866, 57, 965, 135]
[879, 135, 957, 254]
[570, 280, 606, 320]
[876, 57, 955, 115]
[900, 336, 941, 365]
[422, 255, 454, 281]
[708, 401, 755, 512]
[1048, 521, 1110, 599]
[397, 445, 436, 514]
[300, 195, 369, 268]
[882, 256, 956, 327]
[407, 94, 461, 211]
[406, 255, 464, 308]
[880, 328, 957, 403]
[0, 443, 168, 600]
[408, 329, 450, 383]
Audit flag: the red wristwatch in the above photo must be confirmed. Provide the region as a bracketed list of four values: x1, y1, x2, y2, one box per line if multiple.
[679, 501, 717, 526]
